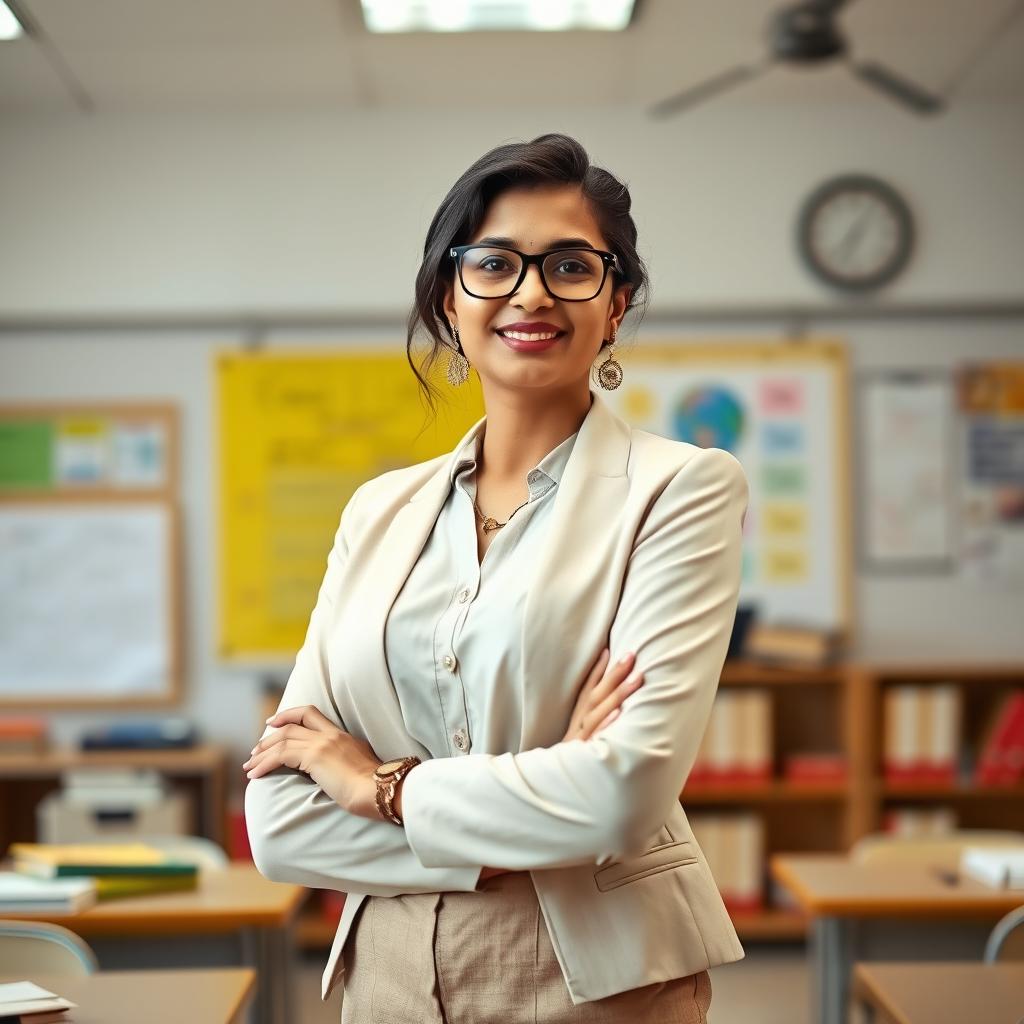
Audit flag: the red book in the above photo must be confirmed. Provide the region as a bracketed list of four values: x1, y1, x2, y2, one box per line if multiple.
[994, 695, 1024, 783]
[976, 694, 1024, 785]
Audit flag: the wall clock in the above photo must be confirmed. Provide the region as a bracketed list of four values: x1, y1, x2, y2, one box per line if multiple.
[796, 173, 914, 293]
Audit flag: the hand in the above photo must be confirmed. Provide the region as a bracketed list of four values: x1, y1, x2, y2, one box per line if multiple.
[242, 705, 383, 819]
[562, 647, 644, 742]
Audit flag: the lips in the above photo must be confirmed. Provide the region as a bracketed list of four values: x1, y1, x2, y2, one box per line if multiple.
[494, 326, 567, 341]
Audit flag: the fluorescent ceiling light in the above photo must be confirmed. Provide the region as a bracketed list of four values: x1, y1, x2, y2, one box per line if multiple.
[0, 1, 25, 41]
[360, 0, 637, 33]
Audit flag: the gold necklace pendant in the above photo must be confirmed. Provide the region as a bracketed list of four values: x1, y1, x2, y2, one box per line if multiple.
[481, 516, 500, 533]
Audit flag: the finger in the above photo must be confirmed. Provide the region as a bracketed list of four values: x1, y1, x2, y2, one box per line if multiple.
[248, 723, 312, 759]
[583, 671, 643, 732]
[244, 743, 295, 779]
[592, 707, 621, 735]
[580, 647, 611, 693]
[587, 651, 636, 707]
[265, 704, 334, 732]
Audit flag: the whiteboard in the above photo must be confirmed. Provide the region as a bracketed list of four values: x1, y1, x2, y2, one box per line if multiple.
[0, 503, 176, 703]
[604, 341, 851, 634]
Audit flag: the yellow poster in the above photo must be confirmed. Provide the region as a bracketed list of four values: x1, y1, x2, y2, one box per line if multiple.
[217, 350, 483, 659]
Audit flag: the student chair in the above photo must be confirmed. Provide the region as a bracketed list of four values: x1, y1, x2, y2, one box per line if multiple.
[984, 905, 1024, 963]
[0, 920, 99, 976]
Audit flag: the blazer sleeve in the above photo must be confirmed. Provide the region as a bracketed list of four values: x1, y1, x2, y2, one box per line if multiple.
[401, 446, 748, 871]
[244, 483, 483, 897]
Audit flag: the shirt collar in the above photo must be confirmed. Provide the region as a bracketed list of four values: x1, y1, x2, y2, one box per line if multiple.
[449, 420, 580, 497]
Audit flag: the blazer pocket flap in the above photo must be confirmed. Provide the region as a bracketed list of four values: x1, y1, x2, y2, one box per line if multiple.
[594, 840, 698, 892]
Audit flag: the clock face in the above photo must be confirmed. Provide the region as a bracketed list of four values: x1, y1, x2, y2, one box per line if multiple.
[797, 174, 914, 292]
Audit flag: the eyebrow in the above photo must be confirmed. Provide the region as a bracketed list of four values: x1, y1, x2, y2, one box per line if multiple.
[473, 235, 598, 250]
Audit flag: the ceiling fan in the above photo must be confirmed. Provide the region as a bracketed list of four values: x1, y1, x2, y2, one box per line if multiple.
[649, 0, 1021, 118]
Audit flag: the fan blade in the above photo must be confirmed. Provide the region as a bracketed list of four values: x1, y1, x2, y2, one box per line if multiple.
[848, 60, 944, 114]
[649, 59, 772, 119]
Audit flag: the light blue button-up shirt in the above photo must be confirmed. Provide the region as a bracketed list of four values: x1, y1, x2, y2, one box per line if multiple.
[383, 421, 580, 761]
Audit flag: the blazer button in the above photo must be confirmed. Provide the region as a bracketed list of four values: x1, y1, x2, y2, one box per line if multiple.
[452, 728, 469, 751]
[457, 587, 471, 603]
[442, 653, 457, 671]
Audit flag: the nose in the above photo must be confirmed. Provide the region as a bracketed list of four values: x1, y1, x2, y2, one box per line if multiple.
[510, 263, 554, 309]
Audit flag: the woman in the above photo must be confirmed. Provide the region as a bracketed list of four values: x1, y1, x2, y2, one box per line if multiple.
[244, 132, 748, 1023]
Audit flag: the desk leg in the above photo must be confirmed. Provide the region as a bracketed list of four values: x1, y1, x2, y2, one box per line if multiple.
[243, 925, 295, 1024]
[813, 916, 853, 1024]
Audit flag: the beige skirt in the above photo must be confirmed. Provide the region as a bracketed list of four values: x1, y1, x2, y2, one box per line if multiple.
[340, 870, 712, 1024]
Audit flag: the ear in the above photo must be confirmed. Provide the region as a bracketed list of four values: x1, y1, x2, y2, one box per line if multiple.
[442, 281, 457, 330]
[607, 283, 633, 336]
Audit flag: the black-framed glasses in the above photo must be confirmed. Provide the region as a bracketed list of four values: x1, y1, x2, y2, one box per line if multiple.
[449, 244, 622, 302]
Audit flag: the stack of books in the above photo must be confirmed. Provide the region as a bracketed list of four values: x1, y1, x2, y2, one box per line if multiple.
[882, 684, 962, 784]
[0, 872, 97, 913]
[975, 693, 1024, 785]
[742, 624, 841, 667]
[9, 843, 198, 900]
[688, 690, 772, 785]
[0, 717, 48, 755]
[0, 981, 76, 1023]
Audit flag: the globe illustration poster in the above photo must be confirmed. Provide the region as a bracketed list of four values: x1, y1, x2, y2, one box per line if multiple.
[672, 386, 746, 452]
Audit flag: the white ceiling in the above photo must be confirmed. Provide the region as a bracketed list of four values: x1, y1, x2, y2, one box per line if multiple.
[0, 0, 1022, 113]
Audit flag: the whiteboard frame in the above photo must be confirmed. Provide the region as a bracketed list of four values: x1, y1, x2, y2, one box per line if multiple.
[0, 401, 182, 708]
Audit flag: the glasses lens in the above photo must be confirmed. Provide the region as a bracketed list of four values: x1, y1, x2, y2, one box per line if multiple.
[459, 247, 524, 298]
[542, 249, 606, 300]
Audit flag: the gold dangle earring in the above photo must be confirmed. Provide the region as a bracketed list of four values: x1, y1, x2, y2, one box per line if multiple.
[596, 326, 623, 390]
[447, 323, 470, 387]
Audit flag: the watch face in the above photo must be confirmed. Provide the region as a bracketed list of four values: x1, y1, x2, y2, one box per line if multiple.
[376, 758, 409, 777]
[797, 174, 914, 292]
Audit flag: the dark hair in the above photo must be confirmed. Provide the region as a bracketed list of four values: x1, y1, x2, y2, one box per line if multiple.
[405, 132, 650, 418]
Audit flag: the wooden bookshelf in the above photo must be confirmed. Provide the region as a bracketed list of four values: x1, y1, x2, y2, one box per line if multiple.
[273, 661, 1024, 950]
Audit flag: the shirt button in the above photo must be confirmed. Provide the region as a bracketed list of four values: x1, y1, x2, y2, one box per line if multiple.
[457, 587, 471, 603]
[528, 471, 540, 483]
[442, 653, 457, 671]
[452, 728, 469, 751]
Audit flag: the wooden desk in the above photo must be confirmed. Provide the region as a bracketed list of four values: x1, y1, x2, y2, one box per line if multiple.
[1, 866, 304, 1024]
[0, 969, 255, 1024]
[853, 962, 1024, 1024]
[770, 854, 1024, 1024]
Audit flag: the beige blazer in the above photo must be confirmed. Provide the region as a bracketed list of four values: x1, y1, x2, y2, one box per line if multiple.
[245, 387, 748, 1005]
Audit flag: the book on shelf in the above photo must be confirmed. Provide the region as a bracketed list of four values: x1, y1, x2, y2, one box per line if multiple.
[882, 806, 958, 836]
[0, 872, 97, 913]
[0, 716, 49, 755]
[960, 846, 1024, 888]
[689, 812, 764, 913]
[742, 623, 840, 667]
[0, 981, 76, 1023]
[882, 684, 961, 784]
[9, 842, 198, 880]
[688, 690, 772, 786]
[783, 752, 847, 783]
[975, 692, 1024, 785]
[57, 768, 169, 807]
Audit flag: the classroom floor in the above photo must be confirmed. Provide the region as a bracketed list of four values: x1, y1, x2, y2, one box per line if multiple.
[294, 943, 811, 1023]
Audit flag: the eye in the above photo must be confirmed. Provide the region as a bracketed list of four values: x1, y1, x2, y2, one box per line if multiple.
[480, 257, 514, 272]
[556, 259, 590, 275]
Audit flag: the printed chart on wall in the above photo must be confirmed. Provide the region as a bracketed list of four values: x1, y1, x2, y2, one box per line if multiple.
[217, 350, 485, 660]
[604, 340, 851, 634]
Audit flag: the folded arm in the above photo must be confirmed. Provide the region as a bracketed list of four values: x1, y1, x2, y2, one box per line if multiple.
[243, 483, 483, 897]
[400, 447, 748, 872]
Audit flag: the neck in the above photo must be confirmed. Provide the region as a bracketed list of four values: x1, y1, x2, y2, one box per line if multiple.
[476, 382, 593, 484]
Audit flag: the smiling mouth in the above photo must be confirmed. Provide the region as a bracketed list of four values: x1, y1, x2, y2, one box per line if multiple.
[494, 328, 567, 341]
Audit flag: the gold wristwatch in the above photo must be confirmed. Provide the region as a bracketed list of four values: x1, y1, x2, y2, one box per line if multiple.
[374, 755, 421, 826]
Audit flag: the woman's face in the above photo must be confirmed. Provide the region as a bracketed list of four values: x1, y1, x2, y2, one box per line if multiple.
[442, 184, 632, 398]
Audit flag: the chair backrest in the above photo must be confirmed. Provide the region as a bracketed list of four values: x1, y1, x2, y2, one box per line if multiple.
[0, 920, 99, 976]
[850, 830, 1024, 872]
[984, 905, 1024, 963]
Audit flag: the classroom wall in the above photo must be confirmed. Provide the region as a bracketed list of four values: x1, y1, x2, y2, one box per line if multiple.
[2, 100, 1022, 779]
